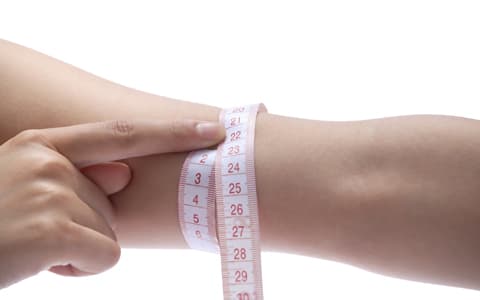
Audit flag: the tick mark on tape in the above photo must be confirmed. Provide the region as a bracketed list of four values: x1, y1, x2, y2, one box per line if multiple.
[185, 183, 209, 189]
[184, 222, 208, 227]
[190, 162, 214, 167]
[183, 203, 207, 209]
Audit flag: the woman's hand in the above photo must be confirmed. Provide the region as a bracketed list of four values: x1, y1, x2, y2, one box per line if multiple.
[0, 119, 224, 288]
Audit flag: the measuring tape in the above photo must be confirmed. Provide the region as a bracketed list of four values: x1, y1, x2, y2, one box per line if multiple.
[178, 104, 266, 299]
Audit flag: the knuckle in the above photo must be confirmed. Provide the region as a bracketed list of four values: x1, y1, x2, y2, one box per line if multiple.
[107, 120, 135, 139]
[32, 154, 74, 179]
[30, 216, 71, 249]
[105, 120, 137, 150]
[54, 220, 76, 241]
[11, 129, 49, 146]
[169, 119, 194, 139]
[36, 217, 67, 236]
[31, 181, 74, 211]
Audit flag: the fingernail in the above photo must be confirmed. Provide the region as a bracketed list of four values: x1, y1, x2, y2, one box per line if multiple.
[196, 122, 224, 139]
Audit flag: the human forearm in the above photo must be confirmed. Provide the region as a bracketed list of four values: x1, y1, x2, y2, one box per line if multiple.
[282, 115, 480, 290]
[3, 39, 480, 290]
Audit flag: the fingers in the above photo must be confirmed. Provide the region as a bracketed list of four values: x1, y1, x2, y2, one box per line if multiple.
[37, 119, 225, 167]
[4, 119, 225, 278]
[6, 132, 119, 229]
[73, 170, 118, 229]
[45, 192, 119, 276]
[49, 222, 120, 275]
[81, 162, 131, 195]
[68, 190, 117, 241]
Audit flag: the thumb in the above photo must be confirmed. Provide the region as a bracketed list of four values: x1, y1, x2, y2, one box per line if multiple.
[81, 162, 132, 195]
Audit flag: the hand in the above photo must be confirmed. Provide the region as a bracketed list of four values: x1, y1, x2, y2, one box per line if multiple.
[0, 119, 225, 288]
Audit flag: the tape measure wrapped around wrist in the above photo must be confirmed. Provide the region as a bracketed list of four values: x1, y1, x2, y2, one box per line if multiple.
[178, 104, 266, 300]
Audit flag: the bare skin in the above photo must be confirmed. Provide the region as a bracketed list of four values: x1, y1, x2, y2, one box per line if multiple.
[2, 39, 480, 290]
[0, 119, 226, 288]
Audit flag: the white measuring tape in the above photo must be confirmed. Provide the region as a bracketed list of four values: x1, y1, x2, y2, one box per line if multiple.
[178, 104, 265, 300]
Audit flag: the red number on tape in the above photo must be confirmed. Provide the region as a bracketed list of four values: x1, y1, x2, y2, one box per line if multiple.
[228, 162, 241, 173]
[230, 130, 241, 142]
[228, 183, 242, 194]
[194, 173, 202, 184]
[234, 248, 247, 260]
[230, 204, 244, 216]
[199, 154, 208, 164]
[237, 293, 250, 300]
[235, 270, 248, 282]
[192, 195, 199, 205]
[232, 225, 245, 238]
[232, 107, 245, 113]
[230, 117, 241, 126]
[228, 145, 240, 155]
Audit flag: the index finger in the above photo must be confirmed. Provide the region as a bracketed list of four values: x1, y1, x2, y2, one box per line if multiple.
[36, 119, 225, 167]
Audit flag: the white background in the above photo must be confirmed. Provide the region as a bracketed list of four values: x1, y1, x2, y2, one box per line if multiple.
[1, 0, 480, 299]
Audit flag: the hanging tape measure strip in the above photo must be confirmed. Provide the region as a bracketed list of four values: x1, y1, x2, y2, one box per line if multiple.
[178, 104, 266, 299]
